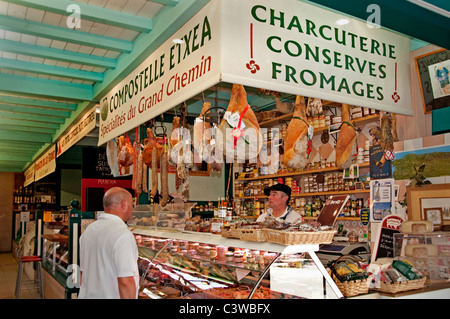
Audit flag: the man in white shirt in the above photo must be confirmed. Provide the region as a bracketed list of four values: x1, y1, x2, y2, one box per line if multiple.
[78, 187, 139, 299]
[256, 183, 302, 223]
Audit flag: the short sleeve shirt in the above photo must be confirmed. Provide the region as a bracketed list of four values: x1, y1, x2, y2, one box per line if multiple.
[256, 206, 303, 223]
[78, 213, 139, 299]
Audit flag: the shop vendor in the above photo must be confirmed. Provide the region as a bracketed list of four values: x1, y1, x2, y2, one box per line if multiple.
[257, 184, 302, 223]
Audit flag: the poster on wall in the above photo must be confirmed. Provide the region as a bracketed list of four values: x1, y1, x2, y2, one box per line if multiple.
[369, 144, 392, 179]
[415, 49, 450, 113]
[370, 178, 395, 222]
[429, 60, 450, 99]
[220, 0, 413, 116]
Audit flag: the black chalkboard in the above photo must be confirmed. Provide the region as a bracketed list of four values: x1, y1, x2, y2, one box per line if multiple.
[82, 147, 131, 180]
[371, 215, 404, 262]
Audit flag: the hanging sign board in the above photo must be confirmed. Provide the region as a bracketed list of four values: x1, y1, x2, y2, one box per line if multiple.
[24, 165, 35, 187]
[57, 106, 97, 157]
[34, 146, 56, 182]
[98, 1, 221, 146]
[371, 215, 404, 262]
[220, 0, 412, 116]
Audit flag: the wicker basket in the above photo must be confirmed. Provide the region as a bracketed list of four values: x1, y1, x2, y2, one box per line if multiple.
[264, 229, 335, 245]
[222, 228, 240, 239]
[238, 228, 267, 242]
[374, 276, 427, 294]
[331, 255, 369, 297]
[334, 278, 369, 297]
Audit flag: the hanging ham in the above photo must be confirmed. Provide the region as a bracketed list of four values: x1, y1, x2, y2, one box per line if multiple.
[283, 96, 311, 169]
[335, 104, 358, 169]
[217, 84, 262, 162]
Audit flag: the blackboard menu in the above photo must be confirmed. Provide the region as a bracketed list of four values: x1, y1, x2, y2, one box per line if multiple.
[82, 147, 131, 180]
[371, 215, 404, 262]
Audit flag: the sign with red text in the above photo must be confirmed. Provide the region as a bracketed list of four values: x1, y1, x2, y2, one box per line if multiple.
[57, 106, 97, 157]
[34, 146, 56, 182]
[371, 215, 404, 262]
[98, 1, 221, 145]
[221, 0, 412, 116]
[24, 165, 35, 187]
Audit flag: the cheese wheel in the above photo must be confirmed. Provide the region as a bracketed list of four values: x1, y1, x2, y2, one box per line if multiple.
[405, 244, 438, 257]
[400, 220, 433, 234]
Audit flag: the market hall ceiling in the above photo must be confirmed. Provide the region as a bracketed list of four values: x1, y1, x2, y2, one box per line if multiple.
[0, 0, 449, 173]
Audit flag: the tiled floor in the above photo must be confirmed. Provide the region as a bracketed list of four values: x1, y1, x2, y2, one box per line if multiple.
[0, 252, 43, 299]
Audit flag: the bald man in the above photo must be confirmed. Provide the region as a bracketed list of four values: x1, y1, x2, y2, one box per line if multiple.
[79, 187, 139, 299]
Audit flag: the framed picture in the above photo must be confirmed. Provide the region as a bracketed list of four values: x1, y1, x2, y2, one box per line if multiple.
[414, 48, 450, 114]
[406, 184, 450, 227]
[424, 207, 443, 230]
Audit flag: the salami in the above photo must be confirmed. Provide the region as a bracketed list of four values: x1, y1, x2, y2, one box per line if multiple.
[160, 150, 169, 206]
[150, 147, 158, 198]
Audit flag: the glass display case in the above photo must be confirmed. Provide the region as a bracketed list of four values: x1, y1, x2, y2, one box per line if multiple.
[132, 228, 345, 299]
[394, 231, 450, 284]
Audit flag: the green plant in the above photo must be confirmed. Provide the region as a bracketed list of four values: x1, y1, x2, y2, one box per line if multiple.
[409, 164, 432, 187]
[399, 164, 432, 208]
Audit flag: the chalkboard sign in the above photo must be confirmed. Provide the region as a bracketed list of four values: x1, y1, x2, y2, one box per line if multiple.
[371, 215, 404, 262]
[82, 147, 131, 180]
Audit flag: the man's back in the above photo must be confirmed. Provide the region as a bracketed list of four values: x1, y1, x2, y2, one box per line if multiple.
[78, 213, 138, 299]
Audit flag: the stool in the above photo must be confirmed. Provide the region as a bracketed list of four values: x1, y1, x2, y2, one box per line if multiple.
[15, 248, 44, 299]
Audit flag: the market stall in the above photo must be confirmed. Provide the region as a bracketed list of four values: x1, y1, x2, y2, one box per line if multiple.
[93, 0, 449, 299]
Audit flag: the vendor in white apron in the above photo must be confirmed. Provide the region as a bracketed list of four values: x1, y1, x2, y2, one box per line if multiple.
[256, 183, 302, 223]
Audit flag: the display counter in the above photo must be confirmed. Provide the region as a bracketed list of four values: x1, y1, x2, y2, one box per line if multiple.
[132, 227, 345, 299]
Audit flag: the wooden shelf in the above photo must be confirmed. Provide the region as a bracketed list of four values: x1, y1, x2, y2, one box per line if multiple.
[235, 162, 370, 182]
[235, 189, 370, 200]
[304, 216, 361, 221]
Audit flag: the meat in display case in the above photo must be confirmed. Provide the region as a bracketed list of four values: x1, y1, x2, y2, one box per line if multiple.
[132, 228, 345, 299]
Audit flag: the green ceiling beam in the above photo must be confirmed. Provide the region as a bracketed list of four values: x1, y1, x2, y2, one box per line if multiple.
[0, 14, 132, 53]
[3, 0, 153, 32]
[0, 124, 56, 135]
[0, 148, 40, 155]
[0, 165, 27, 172]
[0, 111, 66, 124]
[0, 39, 117, 70]
[0, 130, 52, 143]
[0, 58, 104, 82]
[0, 118, 61, 130]
[0, 94, 77, 111]
[0, 103, 70, 118]
[0, 153, 33, 162]
[0, 141, 42, 150]
[149, 0, 180, 6]
[0, 73, 93, 101]
[94, 0, 211, 98]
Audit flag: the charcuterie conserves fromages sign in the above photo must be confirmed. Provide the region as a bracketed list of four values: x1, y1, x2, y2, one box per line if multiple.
[220, 0, 412, 116]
